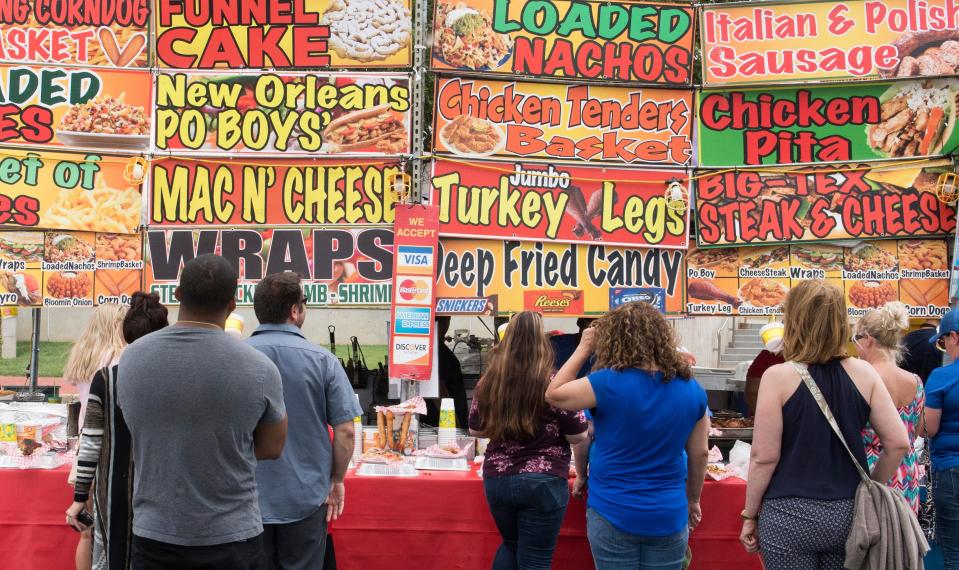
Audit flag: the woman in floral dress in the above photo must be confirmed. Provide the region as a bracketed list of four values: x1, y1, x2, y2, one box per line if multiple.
[856, 302, 925, 512]
[469, 311, 589, 570]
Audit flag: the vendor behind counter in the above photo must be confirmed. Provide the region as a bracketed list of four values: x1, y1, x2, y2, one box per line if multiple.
[423, 317, 469, 428]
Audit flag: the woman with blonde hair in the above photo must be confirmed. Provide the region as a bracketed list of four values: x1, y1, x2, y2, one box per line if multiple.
[739, 280, 909, 569]
[62, 303, 126, 570]
[468, 311, 589, 569]
[546, 302, 709, 570]
[855, 302, 925, 513]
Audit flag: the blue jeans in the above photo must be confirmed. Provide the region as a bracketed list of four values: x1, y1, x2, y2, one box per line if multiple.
[587, 508, 688, 570]
[483, 473, 570, 570]
[935, 467, 959, 569]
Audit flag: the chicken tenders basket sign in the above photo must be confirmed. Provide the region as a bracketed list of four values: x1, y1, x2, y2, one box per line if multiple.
[431, 159, 688, 248]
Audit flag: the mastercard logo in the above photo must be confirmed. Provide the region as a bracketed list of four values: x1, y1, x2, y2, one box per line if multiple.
[398, 278, 429, 302]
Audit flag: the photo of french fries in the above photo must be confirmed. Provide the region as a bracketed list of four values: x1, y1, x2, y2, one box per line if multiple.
[42, 181, 142, 234]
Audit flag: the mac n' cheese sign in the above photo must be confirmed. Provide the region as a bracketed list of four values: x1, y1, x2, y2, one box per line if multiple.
[150, 159, 400, 226]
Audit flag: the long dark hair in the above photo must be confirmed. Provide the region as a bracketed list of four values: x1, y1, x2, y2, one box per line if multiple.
[123, 292, 169, 344]
[474, 311, 554, 441]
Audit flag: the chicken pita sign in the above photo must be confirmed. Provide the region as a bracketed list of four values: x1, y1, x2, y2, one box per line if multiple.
[700, 0, 959, 86]
[696, 79, 959, 167]
[430, 159, 688, 248]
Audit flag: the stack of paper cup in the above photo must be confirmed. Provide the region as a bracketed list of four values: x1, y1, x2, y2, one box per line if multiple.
[438, 398, 457, 448]
[352, 394, 363, 460]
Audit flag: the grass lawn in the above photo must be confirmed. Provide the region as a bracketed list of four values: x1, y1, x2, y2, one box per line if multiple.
[0, 341, 389, 379]
[0, 341, 73, 378]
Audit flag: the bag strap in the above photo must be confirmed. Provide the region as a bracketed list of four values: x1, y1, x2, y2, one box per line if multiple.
[788, 361, 870, 483]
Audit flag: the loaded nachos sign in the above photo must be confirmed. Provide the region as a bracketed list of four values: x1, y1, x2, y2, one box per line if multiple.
[431, 159, 688, 248]
[695, 161, 956, 246]
[431, 0, 694, 85]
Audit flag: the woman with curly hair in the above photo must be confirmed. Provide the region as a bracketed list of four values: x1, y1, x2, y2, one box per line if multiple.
[546, 302, 709, 570]
[469, 311, 589, 570]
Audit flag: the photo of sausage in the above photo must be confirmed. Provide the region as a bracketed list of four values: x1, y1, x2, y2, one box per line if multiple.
[323, 104, 408, 152]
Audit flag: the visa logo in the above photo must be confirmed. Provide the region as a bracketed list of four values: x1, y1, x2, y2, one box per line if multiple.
[402, 254, 429, 265]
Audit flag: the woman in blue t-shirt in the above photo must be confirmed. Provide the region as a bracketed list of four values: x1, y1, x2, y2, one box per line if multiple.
[546, 302, 709, 570]
[924, 307, 959, 567]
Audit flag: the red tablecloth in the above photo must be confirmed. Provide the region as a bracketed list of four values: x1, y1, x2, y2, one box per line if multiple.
[0, 465, 761, 570]
[335, 469, 762, 570]
[0, 464, 78, 570]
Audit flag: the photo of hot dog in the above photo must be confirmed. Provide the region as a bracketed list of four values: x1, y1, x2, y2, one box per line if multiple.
[323, 104, 408, 152]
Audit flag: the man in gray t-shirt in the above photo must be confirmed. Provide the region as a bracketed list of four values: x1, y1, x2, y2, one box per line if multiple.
[118, 255, 287, 569]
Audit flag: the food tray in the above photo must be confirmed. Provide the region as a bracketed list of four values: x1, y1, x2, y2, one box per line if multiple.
[415, 456, 470, 471]
[713, 428, 754, 439]
[355, 462, 418, 477]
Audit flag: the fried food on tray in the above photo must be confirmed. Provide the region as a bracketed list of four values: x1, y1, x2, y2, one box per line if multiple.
[59, 95, 149, 135]
[441, 115, 503, 155]
[898, 240, 947, 271]
[739, 278, 787, 307]
[843, 244, 898, 272]
[434, 2, 512, 69]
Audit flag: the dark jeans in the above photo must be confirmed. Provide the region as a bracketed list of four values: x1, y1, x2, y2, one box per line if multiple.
[262, 505, 329, 570]
[587, 508, 688, 570]
[483, 473, 570, 570]
[132, 533, 265, 570]
[935, 467, 959, 569]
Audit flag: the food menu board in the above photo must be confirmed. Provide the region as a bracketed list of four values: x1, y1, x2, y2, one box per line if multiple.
[436, 238, 685, 316]
[155, 0, 413, 69]
[0, 230, 143, 307]
[697, 79, 959, 167]
[0, 64, 151, 151]
[431, 0, 694, 85]
[431, 158, 688, 248]
[0, 0, 150, 68]
[154, 72, 412, 155]
[700, 0, 959, 86]
[686, 240, 950, 318]
[143, 227, 394, 307]
[0, 151, 142, 234]
[695, 161, 957, 246]
[150, 158, 400, 226]
[433, 77, 693, 165]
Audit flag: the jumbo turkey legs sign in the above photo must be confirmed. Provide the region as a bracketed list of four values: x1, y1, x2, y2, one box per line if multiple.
[388, 204, 440, 382]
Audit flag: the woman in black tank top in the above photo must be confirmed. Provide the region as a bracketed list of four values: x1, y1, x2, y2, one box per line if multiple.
[738, 280, 909, 570]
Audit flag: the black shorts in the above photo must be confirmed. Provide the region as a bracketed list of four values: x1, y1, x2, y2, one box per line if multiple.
[132, 533, 265, 570]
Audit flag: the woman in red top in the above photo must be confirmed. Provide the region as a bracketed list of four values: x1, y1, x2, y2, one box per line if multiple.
[469, 311, 589, 570]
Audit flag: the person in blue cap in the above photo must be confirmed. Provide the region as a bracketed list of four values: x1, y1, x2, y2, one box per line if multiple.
[924, 308, 959, 567]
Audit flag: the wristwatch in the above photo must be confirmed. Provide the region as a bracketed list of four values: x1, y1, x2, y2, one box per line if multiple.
[741, 510, 758, 521]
